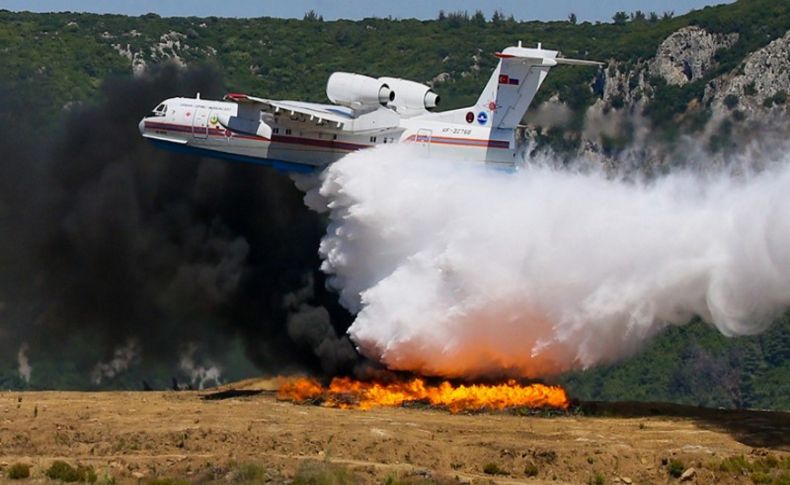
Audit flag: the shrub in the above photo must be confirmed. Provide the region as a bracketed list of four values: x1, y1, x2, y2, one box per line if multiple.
[719, 455, 749, 474]
[524, 462, 539, 477]
[96, 471, 116, 485]
[744, 81, 757, 95]
[667, 459, 685, 478]
[723, 94, 739, 109]
[761, 92, 785, 108]
[232, 463, 267, 483]
[45, 462, 96, 483]
[46, 462, 79, 482]
[292, 461, 355, 485]
[8, 463, 31, 480]
[589, 472, 605, 485]
[482, 462, 507, 475]
[79, 466, 97, 483]
[751, 471, 772, 484]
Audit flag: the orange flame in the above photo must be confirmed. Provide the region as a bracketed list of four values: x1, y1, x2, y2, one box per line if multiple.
[277, 376, 569, 413]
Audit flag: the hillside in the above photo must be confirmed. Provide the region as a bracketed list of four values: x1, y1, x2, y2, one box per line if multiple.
[0, 1, 788, 409]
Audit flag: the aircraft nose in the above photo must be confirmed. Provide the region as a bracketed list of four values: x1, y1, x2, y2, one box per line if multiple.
[138, 118, 145, 135]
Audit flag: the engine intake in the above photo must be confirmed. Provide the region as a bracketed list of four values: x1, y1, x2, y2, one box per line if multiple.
[379, 77, 440, 114]
[326, 72, 393, 110]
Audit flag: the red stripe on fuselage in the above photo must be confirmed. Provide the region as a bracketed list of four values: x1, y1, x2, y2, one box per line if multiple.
[143, 121, 370, 151]
[404, 134, 510, 149]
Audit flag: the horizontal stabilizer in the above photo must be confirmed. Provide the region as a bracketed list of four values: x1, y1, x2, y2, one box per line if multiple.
[554, 57, 605, 67]
[495, 53, 603, 67]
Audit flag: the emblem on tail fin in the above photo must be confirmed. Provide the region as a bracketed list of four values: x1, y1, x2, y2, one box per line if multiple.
[475, 41, 603, 130]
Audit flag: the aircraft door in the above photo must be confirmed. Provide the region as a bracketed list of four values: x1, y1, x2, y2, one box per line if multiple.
[192, 107, 209, 139]
[415, 128, 431, 155]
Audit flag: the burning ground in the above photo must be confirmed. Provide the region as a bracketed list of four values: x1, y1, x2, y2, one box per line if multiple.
[0, 386, 788, 484]
[276, 376, 570, 412]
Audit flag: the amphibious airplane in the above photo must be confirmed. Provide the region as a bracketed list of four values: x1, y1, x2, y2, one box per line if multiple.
[139, 42, 602, 172]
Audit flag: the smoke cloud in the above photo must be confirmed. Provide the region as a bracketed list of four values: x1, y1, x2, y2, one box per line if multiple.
[310, 144, 790, 379]
[17, 344, 32, 383]
[179, 344, 223, 390]
[0, 64, 357, 388]
[91, 340, 140, 385]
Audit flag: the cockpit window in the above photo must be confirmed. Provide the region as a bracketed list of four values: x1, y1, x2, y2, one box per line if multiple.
[148, 103, 167, 118]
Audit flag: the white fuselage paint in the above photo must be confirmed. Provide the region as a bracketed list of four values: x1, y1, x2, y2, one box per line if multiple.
[139, 98, 517, 172]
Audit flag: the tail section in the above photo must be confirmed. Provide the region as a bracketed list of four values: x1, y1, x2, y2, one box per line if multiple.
[475, 42, 602, 130]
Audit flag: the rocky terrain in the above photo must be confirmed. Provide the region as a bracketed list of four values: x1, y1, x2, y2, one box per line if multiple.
[573, 25, 789, 167]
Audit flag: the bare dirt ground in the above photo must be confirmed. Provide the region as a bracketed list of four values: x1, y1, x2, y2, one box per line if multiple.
[0, 379, 788, 484]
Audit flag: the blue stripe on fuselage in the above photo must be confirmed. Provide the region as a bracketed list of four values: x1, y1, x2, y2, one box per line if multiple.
[147, 139, 319, 174]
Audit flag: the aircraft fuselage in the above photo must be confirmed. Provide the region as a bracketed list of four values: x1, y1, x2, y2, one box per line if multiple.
[138, 97, 518, 172]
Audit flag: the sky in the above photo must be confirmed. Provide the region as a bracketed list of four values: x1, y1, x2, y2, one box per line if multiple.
[1, 0, 733, 22]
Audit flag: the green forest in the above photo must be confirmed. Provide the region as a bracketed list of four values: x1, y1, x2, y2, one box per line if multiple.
[0, 1, 788, 410]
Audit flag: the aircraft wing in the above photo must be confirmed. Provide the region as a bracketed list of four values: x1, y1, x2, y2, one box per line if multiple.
[224, 93, 354, 129]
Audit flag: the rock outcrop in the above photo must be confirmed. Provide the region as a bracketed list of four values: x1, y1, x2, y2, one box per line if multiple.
[650, 26, 739, 86]
[710, 30, 790, 113]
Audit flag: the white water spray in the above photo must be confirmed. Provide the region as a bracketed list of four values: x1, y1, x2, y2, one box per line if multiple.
[309, 144, 790, 378]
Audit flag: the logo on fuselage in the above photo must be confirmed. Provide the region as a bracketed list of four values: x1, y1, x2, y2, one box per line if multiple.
[477, 112, 488, 125]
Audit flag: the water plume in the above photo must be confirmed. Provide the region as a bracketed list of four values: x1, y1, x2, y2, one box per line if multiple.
[310, 144, 790, 379]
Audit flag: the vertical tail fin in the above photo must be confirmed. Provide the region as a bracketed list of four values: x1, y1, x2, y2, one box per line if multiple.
[475, 42, 602, 130]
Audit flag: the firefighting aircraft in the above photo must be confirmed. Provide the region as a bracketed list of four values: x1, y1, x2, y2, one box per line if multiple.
[139, 42, 602, 172]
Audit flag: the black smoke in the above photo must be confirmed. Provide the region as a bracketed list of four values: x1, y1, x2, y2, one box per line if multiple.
[0, 64, 359, 389]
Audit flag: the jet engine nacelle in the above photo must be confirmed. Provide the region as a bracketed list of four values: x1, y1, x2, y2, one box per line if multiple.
[379, 77, 439, 116]
[326, 72, 394, 110]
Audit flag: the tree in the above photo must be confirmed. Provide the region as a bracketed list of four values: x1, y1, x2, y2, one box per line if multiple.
[437, 10, 446, 21]
[303, 9, 323, 22]
[491, 10, 503, 24]
[648, 11, 659, 22]
[446, 10, 468, 28]
[662, 10, 675, 20]
[472, 9, 486, 27]
[631, 10, 646, 22]
[688, 344, 748, 409]
[612, 11, 628, 25]
[568, 12, 577, 24]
